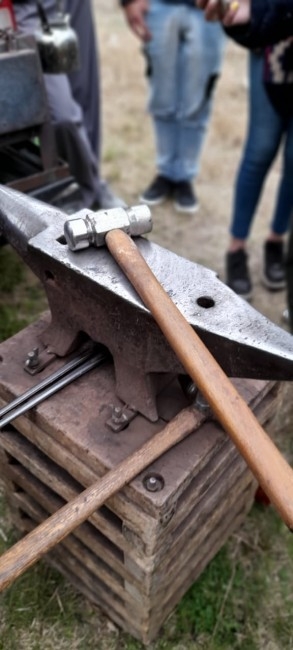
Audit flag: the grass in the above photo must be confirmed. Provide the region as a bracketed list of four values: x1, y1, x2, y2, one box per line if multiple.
[0, 244, 293, 649]
[1, 490, 293, 649]
[0, 246, 48, 342]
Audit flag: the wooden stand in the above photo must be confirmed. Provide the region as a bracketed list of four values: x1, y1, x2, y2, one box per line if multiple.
[0, 317, 281, 644]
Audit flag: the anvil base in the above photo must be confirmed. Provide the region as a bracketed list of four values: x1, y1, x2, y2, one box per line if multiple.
[0, 319, 281, 644]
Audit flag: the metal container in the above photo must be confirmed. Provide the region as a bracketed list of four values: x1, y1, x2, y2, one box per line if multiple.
[34, 9, 80, 74]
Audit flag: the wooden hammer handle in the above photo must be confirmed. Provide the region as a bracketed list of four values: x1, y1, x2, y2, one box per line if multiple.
[0, 407, 204, 592]
[106, 229, 293, 530]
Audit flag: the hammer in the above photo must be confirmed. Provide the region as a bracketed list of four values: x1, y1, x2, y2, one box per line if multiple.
[64, 205, 293, 529]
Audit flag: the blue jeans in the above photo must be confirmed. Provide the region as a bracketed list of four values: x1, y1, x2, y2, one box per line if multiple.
[287, 220, 293, 331]
[144, 1, 225, 182]
[230, 51, 293, 239]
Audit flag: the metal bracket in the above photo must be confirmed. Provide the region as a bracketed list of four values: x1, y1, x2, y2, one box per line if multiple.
[24, 346, 57, 375]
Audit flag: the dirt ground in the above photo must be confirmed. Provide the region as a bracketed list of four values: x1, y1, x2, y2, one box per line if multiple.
[95, 0, 288, 330]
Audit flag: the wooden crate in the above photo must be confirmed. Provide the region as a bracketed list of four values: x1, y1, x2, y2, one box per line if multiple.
[0, 318, 281, 644]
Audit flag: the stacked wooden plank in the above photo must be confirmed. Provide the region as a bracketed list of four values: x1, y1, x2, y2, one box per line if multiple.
[0, 318, 281, 644]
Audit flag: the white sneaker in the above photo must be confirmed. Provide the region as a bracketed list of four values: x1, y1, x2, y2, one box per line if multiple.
[96, 181, 127, 210]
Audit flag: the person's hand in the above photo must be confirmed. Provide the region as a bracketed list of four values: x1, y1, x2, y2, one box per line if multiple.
[196, 0, 251, 27]
[123, 0, 151, 42]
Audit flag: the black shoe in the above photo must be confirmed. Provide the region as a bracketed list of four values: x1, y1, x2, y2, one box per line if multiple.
[263, 240, 285, 290]
[140, 175, 173, 205]
[173, 181, 199, 214]
[226, 249, 252, 300]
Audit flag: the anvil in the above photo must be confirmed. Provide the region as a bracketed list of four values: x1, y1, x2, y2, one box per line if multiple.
[0, 185, 292, 421]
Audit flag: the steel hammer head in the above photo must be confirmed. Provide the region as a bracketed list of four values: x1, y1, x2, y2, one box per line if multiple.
[64, 205, 152, 251]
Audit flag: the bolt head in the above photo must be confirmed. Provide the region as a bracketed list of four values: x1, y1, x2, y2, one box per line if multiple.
[143, 473, 164, 493]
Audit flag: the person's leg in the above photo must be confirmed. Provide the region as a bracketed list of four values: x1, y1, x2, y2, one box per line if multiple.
[141, 0, 181, 204]
[281, 121, 293, 330]
[226, 51, 284, 297]
[169, 7, 225, 212]
[16, 0, 100, 158]
[14, 0, 97, 206]
[142, 2, 224, 208]
[44, 74, 102, 208]
[285, 217, 293, 333]
[174, 8, 225, 182]
[230, 52, 283, 243]
[262, 121, 293, 289]
[63, 0, 126, 208]
[270, 122, 293, 237]
[65, 0, 100, 158]
[14, 0, 125, 209]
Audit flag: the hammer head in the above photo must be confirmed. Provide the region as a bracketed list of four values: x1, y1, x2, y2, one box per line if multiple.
[64, 205, 152, 251]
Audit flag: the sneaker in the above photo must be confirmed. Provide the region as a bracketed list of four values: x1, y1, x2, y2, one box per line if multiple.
[95, 181, 127, 210]
[226, 249, 252, 300]
[173, 181, 199, 214]
[140, 175, 173, 205]
[262, 240, 285, 290]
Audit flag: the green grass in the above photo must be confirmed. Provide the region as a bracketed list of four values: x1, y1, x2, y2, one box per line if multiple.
[174, 507, 293, 650]
[1, 495, 293, 650]
[0, 245, 293, 649]
[0, 246, 48, 342]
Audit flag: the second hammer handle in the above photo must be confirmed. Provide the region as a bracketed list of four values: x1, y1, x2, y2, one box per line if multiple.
[106, 229, 293, 530]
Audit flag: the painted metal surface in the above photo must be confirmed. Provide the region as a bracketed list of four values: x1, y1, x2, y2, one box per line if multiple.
[0, 35, 48, 134]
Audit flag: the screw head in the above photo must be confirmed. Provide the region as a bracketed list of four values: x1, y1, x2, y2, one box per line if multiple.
[143, 473, 164, 493]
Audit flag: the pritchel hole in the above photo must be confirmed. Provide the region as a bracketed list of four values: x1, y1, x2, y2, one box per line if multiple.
[196, 296, 215, 309]
[57, 235, 66, 245]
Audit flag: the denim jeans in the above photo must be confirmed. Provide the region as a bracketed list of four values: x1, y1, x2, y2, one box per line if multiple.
[144, 1, 225, 182]
[230, 51, 293, 239]
[286, 219, 293, 332]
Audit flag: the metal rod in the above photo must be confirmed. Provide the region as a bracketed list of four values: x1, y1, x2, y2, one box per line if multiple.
[0, 347, 101, 420]
[0, 350, 109, 429]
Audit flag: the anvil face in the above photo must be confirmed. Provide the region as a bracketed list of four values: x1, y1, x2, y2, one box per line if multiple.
[0, 186, 293, 420]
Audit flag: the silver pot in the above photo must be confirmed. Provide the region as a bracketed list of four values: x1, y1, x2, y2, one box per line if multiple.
[34, 4, 80, 74]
